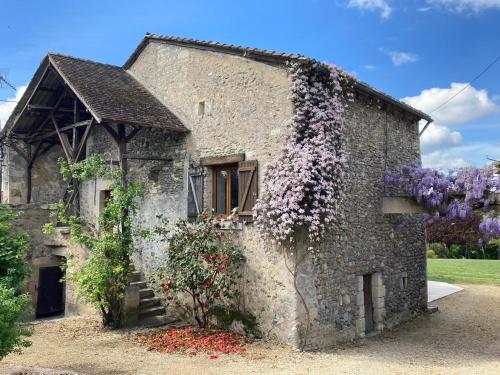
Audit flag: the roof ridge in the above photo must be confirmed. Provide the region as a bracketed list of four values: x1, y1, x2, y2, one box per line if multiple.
[143, 32, 309, 61]
[47, 52, 122, 70]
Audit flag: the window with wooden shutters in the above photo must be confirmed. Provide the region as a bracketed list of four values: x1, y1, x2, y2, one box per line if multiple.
[188, 171, 204, 221]
[238, 160, 258, 221]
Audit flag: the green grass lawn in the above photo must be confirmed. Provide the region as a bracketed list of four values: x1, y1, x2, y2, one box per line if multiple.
[428, 259, 500, 286]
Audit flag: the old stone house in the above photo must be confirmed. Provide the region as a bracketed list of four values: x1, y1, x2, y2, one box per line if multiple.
[0, 34, 432, 349]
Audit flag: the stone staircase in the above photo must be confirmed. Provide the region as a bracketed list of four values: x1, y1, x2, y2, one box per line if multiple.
[129, 265, 177, 328]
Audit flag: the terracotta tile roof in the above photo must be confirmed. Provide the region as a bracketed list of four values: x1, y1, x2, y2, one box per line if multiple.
[48, 53, 187, 131]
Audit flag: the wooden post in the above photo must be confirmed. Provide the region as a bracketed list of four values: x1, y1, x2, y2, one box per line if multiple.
[118, 125, 128, 188]
[26, 143, 32, 204]
[72, 99, 80, 160]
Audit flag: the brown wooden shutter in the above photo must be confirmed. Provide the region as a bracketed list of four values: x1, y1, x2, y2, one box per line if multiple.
[188, 171, 204, 221]
[238, 160, 258, 221]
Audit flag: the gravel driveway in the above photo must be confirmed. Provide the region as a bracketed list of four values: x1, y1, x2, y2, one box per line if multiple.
[2, 285, 499, 375]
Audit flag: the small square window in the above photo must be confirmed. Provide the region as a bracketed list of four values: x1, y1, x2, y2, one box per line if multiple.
[401, 275, 408, 290]
[197, 101, 205, 117]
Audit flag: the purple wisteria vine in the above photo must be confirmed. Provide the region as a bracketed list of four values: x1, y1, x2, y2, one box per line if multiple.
[255, 62, 351, 247]
[385, 160, 500, 240]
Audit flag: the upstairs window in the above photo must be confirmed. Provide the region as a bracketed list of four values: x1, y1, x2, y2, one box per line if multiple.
[212, 164, 239, 216]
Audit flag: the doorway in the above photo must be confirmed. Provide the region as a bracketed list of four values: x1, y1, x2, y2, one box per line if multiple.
[36, 266, 65, 318]
[363, 274, 375, 334]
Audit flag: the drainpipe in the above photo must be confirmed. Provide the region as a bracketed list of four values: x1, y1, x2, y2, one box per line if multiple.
[419, 120, 433, 137]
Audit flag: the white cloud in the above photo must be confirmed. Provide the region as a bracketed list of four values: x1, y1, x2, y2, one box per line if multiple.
[348, 0, 393, 18]
[417, 6, 432, 11]
[403, 83, 500, 168]
[402, 83, 499, 126]
[363, 64, 376, 71]
[0, 86, 26, 129]
[419, 122, 463, 153]
[427, 0, 500, 13]
[422, 143, 500, 169]
[380, 48, 419, 66]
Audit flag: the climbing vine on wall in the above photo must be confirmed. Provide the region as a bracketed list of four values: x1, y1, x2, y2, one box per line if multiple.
[255, 61, 351, 248]
[44, 154, 144, 328]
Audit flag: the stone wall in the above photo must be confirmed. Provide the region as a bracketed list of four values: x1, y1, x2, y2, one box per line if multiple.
[10, 204, 94, 318]
[31, 144, 66, 204]
[1, 143, 66, 205]
[127, 41, 301, 346]
[1, 144, 27, 204]
[294, 97, 426, 349]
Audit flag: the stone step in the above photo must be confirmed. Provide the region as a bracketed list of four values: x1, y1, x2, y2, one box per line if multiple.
[139, 297, 162, 309]
[130, 280, 147, 289]
[139, 315, 178, 328]
[139, 288, 154, 299]
[131, 271, 142, 282]
[139, 306, 166, 319]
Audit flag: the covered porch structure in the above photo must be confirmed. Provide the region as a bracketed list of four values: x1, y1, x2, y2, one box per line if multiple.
[0, 53, 187, 209]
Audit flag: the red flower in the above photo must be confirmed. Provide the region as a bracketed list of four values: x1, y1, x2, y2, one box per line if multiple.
[217, 264, 225, 271]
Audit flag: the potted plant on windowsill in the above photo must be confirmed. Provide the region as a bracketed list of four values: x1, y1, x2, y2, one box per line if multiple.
[214, 208, 243, 231]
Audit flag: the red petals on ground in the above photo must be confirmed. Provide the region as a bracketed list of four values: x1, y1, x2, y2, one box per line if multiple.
[135, 326, 252, 357]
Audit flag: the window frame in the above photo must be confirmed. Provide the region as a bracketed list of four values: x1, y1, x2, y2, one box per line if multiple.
[211, 163, 238, 217]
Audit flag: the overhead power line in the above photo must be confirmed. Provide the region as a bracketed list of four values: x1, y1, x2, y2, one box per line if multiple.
[0, 74, 16, 91]
[0, 99, 18, 103]
[428, 55, 500, 115]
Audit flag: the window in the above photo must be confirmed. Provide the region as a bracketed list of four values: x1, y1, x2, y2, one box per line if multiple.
[212, 164, 239, 216]
[197, 155, 258, 222]
[400, 273, 408, 290]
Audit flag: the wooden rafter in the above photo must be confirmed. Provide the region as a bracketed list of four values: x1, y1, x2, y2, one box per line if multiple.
[31, 120, 92, 142]
[74, 119, 94, 162]
[52, 114, 74, 160]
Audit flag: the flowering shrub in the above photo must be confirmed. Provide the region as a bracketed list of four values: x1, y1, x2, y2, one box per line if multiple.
[135, 326, 251, 356]
[255, 62, 350, 246]
[150, 213, 245, 328]
[385, 160, 500, 240]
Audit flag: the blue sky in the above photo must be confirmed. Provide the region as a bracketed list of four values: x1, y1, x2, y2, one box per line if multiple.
[1, 0, 499, 169]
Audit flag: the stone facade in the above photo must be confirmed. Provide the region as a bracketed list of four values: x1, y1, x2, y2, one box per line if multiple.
[9, 204, 94, 318]
[1, 37, 428, 350]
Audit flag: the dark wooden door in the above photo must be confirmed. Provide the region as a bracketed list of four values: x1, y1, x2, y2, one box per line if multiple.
[363, 274, 374, 333]
[36, 266, 65, 318]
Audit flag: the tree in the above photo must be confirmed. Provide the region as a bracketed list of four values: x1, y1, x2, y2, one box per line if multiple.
[44, 155, 143, 328]
[427, 215, 482, 247]
[0, 206, 32, 360]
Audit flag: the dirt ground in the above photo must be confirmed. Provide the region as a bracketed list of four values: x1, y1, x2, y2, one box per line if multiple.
[1, 285, 499, 375]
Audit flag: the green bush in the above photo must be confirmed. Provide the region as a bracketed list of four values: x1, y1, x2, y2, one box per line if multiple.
[0, 207, 30, 288]
[0, 284, 31, 360]
[427, 249, 437, 258]
[428, 243, 449, 259]
[0, 206, 32, 360]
